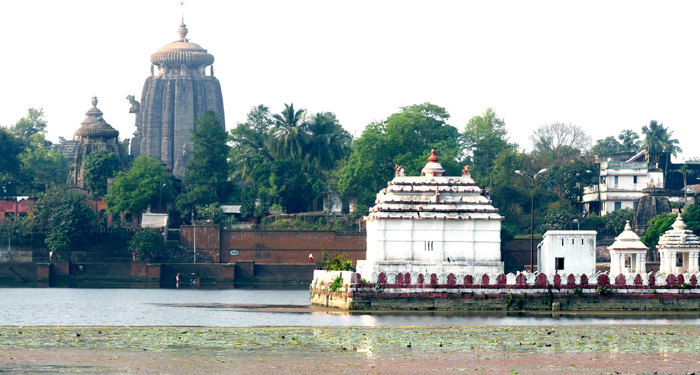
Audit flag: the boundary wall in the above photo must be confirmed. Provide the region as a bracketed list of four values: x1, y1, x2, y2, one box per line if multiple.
[311, 270, 700, 311]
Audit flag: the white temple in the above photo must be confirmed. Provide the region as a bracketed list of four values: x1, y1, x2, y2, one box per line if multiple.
[657, 214, 700, 274]
[608, 220, 649, 275]
[356, 150, 504, 279]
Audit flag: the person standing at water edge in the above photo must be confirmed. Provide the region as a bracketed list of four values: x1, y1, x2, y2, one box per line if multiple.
[49, 250, 53, 261]
[309, 253, 314, 263]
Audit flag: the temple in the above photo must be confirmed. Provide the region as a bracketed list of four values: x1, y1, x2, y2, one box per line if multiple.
[657, 214, 700, 274]
[68, 97, 123, 189]
[607, 220, 649, 275]
[355, 150, 504, 280]
[128, 19, 225, 178]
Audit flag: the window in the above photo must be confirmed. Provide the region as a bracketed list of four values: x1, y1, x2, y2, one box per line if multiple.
[614, 176, 619, 185]
[555, 257, 565, 271]
[582, 239, 584, 245]
[561, 239, 564, 246]
[633, 176, 637, 184]
[425, 241, 433, 251]
[615, 201, 622, 210]
[572, 239, 574, 245]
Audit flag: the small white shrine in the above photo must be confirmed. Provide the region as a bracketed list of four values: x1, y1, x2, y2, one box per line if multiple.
[608, 221, 649, 275]
[657, 214, 700, 274]
[537, 230, 597, 276]
[356, 150, 504, 279]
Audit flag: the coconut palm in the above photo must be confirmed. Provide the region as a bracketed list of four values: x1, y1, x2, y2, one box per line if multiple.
[618, 129, 641, 152]
[305, 112, 352, 172]
[642, 120, 682, 159]
[268, 103, 310, 160]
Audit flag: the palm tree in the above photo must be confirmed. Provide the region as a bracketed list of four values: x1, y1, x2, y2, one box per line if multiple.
[305, 112, 352, 172]
[268, 103, 310, 160]
[642, 120, 683, 184]
[618, 129, 641, 152]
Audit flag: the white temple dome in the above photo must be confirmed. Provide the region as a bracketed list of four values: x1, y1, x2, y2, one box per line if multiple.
[608, 220, 649, 251]
[657, 214, 700, 249]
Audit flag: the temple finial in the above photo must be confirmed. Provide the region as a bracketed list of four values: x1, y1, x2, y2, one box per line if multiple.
[91, 96, 98, 108]
[177, 19, 188, 42]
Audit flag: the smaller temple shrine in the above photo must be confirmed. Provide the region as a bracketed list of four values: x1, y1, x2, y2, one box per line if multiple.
[608, 220, 649, 275]
[356, 150, 504, 279]
[68, 97, 123, 189]
[657, 214, 700, 274]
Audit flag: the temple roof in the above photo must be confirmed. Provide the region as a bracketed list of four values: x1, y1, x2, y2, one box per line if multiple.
[608, 221, 649, 251]
[150, 20, 215, 67]
[366, 150, 502, 222]
[657, 214, 700, 249]
[76, 97, 119, 138]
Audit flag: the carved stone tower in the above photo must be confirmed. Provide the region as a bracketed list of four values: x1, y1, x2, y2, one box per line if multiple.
[69, 96, 123, 189]
[128, 20, 225, 178]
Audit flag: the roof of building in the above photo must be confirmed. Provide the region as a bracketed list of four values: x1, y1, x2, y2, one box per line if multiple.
[150, 20, 215, 67]
[657, 214, 700, 249]
[76, 97, 119, 138]
[608, 220, 649, 251]
[365, 150, 502, 222]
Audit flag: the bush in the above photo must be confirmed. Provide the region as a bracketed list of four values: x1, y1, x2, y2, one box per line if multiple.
[128, 230, 163, 261]
[324, 253, 354, 271]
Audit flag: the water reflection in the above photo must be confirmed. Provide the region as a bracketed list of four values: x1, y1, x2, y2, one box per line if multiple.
[3, 287, 700, 327]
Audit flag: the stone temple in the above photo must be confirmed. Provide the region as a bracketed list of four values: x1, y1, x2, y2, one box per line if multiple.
[128, 20, 225, 178]
[69, 97, 123, 189]
[356, 150, 504, 280]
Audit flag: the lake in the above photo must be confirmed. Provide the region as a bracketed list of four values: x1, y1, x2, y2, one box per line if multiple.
[3, 285, 700, 327]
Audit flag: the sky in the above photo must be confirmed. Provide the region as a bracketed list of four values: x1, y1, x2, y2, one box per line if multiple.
[1, 1, 698, 161]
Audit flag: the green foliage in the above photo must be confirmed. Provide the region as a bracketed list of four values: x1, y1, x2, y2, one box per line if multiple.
[572, 287, 584, 297]
[338, 103, 462, 206]
[590, 136, 625, 156]
[195, 202, 227, 225]
[642, 120, 682, 159]
[682, 204, 700, 236]
[329, 275, 344, 293]
[18, 134, 70, 194]
[596, 285, 615, 296]
[104, 156, 174, 214]
[239, 159, 313, 219]
[463, 108, 515, 183]
[83, 151, 121, 198]
[641, 212, 676, 249]
[29, 186, 96, 253]
[10, 108, 48, 142]
[178, 110, 231, 215]
[538, 201, 577, 233]
[268, 103, 309, 160]
[603, 208, 634, 234]
[324, 254, 354, 271]
[128, 230, 163, 261]
[0, 127, 26, 192]
[618, 129, 641, 152]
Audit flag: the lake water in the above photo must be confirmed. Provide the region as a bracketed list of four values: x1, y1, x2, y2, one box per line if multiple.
[3, 286, 700, 327]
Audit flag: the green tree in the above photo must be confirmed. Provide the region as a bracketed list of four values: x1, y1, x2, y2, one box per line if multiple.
[83, 151, 121, 198]
[0, 127, 25, 192]
[683, 204, 700, 236]
[618, 129, 641, 152]
[239, 159, 313, 218]
[305, 112, 352, 173]
[338, 103, 462, 206]
[177, 110, 230, 215]
[590, 136, 625, 156]
[10, 108, 48, 143]
[642, 120, 682, 163]
[18, 134, 70, 194]
[128, 230, 163, 261]
[641, 212, 676, 250]
[29, 186, 96, 254]
[463, 108, 515, 184]
[104, 156, 174, 215]
[228, 105, 274, 181]
[268, 103, 309, 160]
[603, 208, 634, 234]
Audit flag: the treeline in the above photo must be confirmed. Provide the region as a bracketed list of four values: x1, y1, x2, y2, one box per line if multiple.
[1, 102, 693, 240]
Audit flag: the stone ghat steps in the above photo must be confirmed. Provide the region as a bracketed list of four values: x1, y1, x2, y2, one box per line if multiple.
[68, 263, 132, 281]
[244, 264, 317, 283]
[0, 263, 37, 282]
[160, 264, 234, 284]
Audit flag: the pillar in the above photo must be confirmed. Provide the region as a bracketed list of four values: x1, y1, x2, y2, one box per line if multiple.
[683, 253, 690, 273]
[660, 250, 666, 274]
[617, 252, 624, 275]
[637, 253, 646, 274]
[630, 253, 637, 273]
[667, 251, 677, 274]
[689, 252, 699, 274]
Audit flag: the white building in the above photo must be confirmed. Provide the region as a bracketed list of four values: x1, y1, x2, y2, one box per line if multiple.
[356, 150, 504, 279]
[657, 214, 700, 274]
[582, 150, 664, 216]
[608, 220, 649, 275]
[537, 230, 597, 276]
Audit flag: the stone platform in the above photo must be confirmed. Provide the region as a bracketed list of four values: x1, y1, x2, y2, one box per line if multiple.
[311, 270, 700, 311]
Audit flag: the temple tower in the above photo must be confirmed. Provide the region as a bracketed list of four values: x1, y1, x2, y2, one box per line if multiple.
[69, 97, 123, 189]
[128, 20, 225, 178]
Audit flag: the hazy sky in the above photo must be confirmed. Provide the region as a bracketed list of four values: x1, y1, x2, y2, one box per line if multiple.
[1, 1, 698, 160]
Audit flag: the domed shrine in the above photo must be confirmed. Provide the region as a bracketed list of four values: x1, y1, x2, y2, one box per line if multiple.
[657, 214, 700, 274]
[128, 19, 225, 178]
[355, 150, 504, 280]
[608, 220, 649, 275]
[69, 97, 123, 189]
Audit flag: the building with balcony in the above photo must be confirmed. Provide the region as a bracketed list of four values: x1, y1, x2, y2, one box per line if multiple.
[582, 151, 664, 216]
